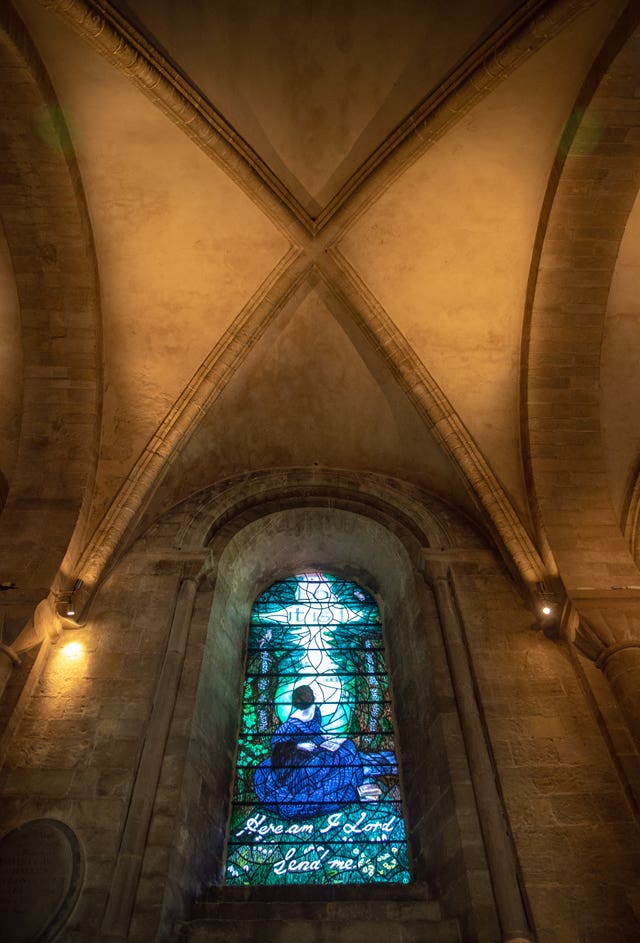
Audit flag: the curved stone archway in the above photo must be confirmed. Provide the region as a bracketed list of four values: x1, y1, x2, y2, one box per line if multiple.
[524, 6, 640, 594]
[178, 507, 479, 928]
[109, 475, 530, 942]
[524, 7, 640, 753]
[0, 3, 101, 646]
[169, 468, 470, 556]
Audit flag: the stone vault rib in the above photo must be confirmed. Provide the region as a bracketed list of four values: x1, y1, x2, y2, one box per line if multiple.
[40, 0, 312, 243]
[40, 0, 598, 241]
[318, 249, 546, 591]
[68, 249, 309, 616]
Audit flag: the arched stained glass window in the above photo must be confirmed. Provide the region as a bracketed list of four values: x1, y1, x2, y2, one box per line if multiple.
[225, 571, 411, 886]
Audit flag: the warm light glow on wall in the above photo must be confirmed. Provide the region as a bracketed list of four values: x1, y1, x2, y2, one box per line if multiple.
[47, 637, 88, 699]
[61, 641, 84, 660]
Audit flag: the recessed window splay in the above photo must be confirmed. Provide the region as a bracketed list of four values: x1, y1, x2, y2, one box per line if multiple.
[225, 571, 411, 886]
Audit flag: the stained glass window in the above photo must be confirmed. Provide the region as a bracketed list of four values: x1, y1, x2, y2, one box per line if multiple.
[225, 571, 411, 886]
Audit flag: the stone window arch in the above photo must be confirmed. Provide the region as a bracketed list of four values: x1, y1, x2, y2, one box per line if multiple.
[182, 509, 430, 887]
[167, 500, 502, 941]
[117, 474, 533, 942]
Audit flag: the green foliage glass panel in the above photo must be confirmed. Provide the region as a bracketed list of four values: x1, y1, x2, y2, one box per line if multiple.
[225, 572, 411, 886]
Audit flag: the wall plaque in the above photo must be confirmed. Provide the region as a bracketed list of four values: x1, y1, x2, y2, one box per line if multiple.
[0, 818, 83, 942]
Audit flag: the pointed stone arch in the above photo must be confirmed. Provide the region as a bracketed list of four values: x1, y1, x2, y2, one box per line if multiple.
[53, 232, 548, 632]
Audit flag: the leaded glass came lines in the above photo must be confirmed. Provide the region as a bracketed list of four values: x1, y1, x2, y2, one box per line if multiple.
[225, 572, 411, 886]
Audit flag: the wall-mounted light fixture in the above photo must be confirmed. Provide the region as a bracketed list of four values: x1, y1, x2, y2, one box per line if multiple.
[534, 594, 561, 635]
[533, 579, 555, 613]
[58, 578, 84, 620]
[539, 597, 556, 618]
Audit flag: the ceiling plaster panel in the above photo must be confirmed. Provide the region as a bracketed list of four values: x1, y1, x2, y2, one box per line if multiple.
[15, 0, 289, 528]
[339, 0, 624, 524]
[113, 0, 523, 214]
[601, 187, 640, 521]
[145, 286, 477, 525]
[0, 217, 22, 502]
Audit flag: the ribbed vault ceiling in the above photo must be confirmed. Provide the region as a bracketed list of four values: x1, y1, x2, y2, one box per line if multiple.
[3, 0, 639, 607]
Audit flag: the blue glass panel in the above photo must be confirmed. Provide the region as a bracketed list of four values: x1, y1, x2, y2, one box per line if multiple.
[225, 572, 411, 885]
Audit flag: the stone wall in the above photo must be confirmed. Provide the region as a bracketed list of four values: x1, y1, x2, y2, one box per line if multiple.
[1, 482, 639, 942]
[453, 557, 640, 943]
[0, 556, 183, 942]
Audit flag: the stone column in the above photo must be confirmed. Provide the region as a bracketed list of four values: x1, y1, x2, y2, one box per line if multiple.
[574, 607, 640, 752]
[424, 557, 534, 943]
[0, 637, 21, 673]
[0, 633, 51, 771]
[0, 638, 21, 711]
[99, 573, 198, 942]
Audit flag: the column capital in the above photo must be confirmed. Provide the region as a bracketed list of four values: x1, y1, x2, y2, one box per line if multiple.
[573, 605, 640, 664]
[594, 640, 640, 671]
[572, 605, 640, 752]
[192, 550, 216, 591]
[421, 553, 450, 586]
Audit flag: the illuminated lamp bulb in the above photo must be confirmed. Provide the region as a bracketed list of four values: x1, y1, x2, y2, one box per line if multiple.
[66, 599, 75, 617]
[541, 604, 552, 616]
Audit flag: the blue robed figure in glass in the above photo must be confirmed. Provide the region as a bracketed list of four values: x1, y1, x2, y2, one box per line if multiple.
[254, 684, 396, 819]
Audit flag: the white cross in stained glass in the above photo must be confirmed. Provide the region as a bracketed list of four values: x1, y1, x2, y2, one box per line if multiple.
[258, 572, 367, 732]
